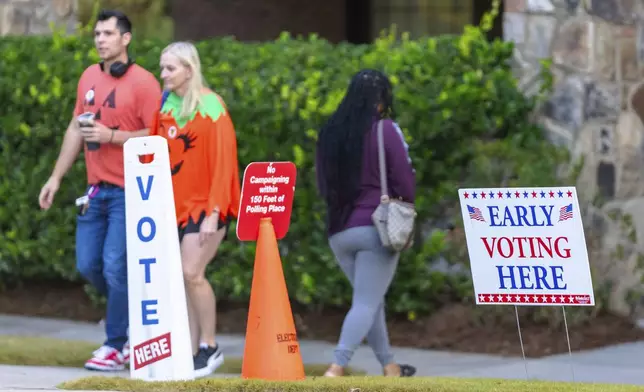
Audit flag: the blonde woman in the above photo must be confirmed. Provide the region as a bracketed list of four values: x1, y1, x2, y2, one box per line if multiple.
[148, 41, 241, 378]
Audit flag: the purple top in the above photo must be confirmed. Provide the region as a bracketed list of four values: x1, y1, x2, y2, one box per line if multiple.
[317, 118, 416, 236]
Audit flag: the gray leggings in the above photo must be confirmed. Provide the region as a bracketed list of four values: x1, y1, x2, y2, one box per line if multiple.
[328, 225, 400, 367]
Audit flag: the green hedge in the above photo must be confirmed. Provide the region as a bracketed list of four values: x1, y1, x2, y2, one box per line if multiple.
[0, 11, 568, 317]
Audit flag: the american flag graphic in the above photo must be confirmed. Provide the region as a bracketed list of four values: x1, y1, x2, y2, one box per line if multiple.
[558, 203, 573, 222]
[467, 205, 485, 222]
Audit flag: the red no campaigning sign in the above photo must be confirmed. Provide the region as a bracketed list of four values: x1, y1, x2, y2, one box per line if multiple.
[236, 161, 297, 241]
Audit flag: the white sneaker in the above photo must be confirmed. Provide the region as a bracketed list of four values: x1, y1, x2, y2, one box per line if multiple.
[122, 341, 130, 365]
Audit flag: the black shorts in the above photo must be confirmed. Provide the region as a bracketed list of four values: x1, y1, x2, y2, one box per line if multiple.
[178, 210, 231, 243]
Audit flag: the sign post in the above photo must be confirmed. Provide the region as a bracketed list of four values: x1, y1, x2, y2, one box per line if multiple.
[458, 186, 594, 382]
[124, 136, 194, 381]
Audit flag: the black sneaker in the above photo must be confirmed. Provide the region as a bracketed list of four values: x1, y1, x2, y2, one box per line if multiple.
[193, 344, 225, 378]
[400, 364, 416, 377]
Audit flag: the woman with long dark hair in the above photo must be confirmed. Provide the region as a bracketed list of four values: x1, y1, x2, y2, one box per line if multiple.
[315, 69, 416, 377]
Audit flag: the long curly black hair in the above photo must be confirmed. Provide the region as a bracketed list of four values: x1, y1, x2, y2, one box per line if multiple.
[316, 69, 394, 232]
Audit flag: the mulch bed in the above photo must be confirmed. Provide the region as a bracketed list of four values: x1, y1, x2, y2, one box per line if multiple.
[1, 280, 643, 358]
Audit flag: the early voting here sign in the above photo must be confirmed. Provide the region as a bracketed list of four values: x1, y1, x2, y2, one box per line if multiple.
[123, 136, 194, 381]
[458, 187, 595, 307]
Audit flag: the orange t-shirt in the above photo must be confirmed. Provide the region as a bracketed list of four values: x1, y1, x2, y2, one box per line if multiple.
[74, 63, 162, 187]
[149, 89, 241, 227]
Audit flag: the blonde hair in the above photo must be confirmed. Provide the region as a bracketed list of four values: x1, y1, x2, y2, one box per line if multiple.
[161, 41, 207, 120]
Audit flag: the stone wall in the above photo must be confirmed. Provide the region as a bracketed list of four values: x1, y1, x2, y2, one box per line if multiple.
[0, 0, 77, 36]
[504, 0, 644, 316]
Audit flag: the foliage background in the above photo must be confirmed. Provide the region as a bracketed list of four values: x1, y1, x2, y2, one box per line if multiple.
[5, 2, 624, 324]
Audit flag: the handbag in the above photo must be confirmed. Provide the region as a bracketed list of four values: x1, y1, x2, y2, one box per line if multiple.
[371, 119, 417, 252]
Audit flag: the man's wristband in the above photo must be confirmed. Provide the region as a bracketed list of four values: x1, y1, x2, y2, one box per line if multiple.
[109, 129, 115, 143]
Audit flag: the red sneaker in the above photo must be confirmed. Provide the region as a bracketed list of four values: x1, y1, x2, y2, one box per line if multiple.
[84, 345, 126, 371]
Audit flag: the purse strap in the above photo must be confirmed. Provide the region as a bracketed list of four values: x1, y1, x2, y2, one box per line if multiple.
[376, 120, 389, 200]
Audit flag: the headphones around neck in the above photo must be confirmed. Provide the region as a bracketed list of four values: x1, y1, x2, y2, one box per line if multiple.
[99, 57, 135, 78]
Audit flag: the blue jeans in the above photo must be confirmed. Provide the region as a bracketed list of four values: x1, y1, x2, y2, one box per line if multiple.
[76, 185, 128, 352]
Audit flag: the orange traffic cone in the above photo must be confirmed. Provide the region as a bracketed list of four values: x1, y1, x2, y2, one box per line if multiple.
[241, 217, 306, 380]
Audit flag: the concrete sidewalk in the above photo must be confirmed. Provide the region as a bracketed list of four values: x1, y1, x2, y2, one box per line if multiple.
[1, 314, 644, 389]
[0, 364, 125, 391]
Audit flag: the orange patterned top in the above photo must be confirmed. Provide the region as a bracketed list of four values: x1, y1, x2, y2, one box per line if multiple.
[149, 89, 241, 228]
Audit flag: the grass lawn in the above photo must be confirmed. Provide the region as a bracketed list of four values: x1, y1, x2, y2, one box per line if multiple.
[3, 335, 642, 392]
[0, 335, 363, 376]
[59, 376, 644, 392]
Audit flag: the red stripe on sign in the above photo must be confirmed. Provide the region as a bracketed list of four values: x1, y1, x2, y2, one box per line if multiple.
[476, 293, 592, 305]
[132, 332, 172, 370]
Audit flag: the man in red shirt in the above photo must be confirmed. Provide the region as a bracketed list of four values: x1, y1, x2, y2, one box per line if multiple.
[38, 9, 162, 371]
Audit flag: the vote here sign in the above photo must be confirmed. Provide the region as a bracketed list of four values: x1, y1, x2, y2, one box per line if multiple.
[123, 136, 194, 381]
[458, 186, 595, 307]
[236, 161, 296, 241]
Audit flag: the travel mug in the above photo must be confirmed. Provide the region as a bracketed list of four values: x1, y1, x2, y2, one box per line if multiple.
[77, 112, 100, 151]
